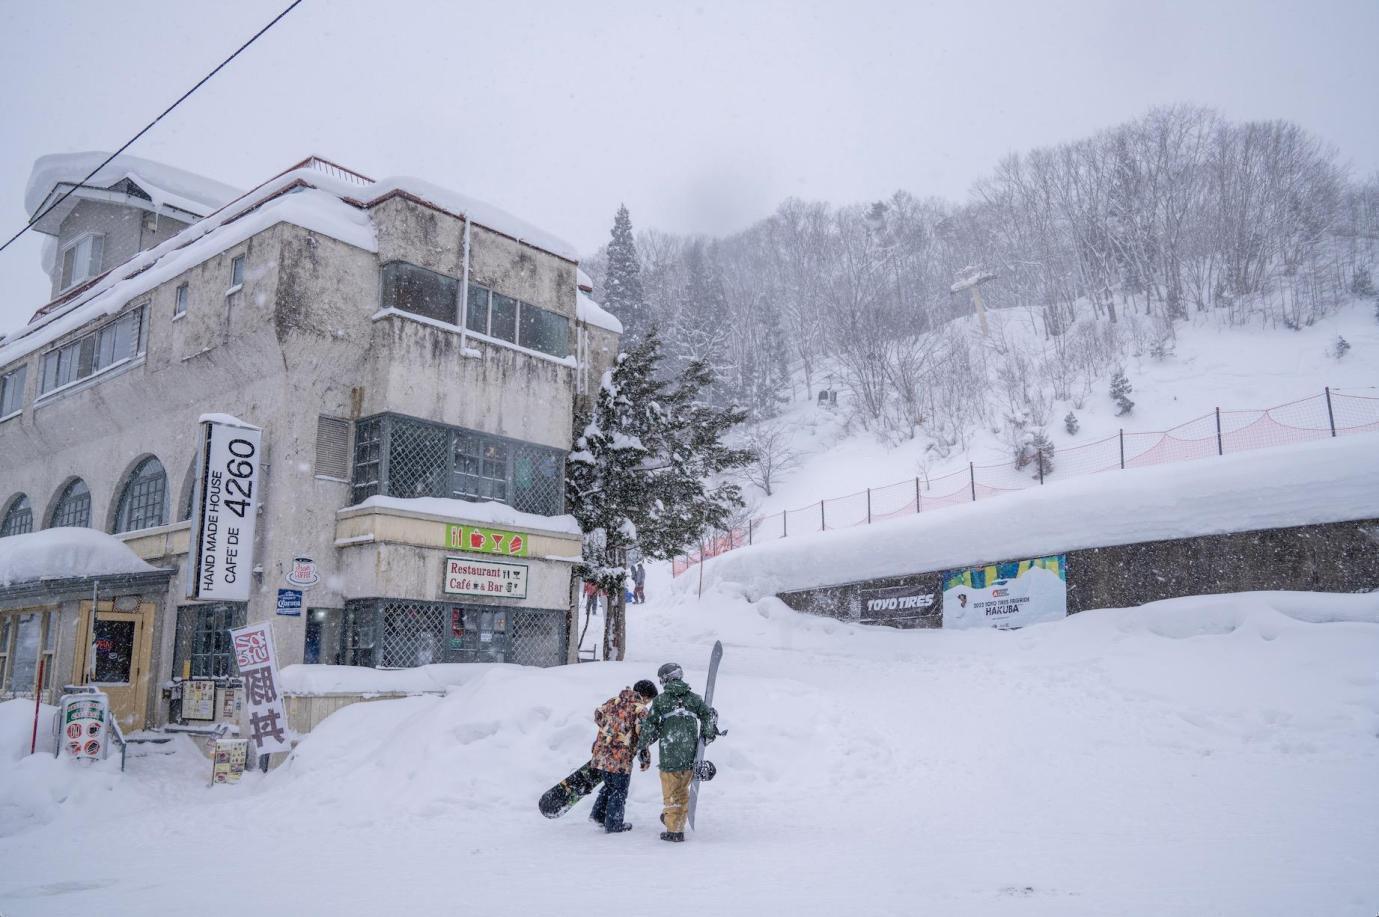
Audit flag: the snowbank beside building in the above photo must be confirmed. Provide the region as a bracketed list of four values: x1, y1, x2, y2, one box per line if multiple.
[688, 433, 1379, 599]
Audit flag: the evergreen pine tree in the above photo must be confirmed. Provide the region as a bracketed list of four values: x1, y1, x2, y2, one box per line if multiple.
[603, 205, 649, 341]
[1110, 369, 1135, 416]
[567, 331, 751, 658]
[1064, 411, 1079, 435]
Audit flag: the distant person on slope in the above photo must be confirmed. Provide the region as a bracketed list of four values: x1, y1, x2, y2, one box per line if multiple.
[637, 662, 720, 842]
[632, 562, 646, 604]
[588, 679, 659, 833]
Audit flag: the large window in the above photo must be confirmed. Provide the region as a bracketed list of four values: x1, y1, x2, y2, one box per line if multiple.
[339, 600, 566, 668]
[1, 365, 26, 416]
[466, 282, 570, 358]
[0, 495, 33, 537]
[351, 413, 565, 515]
[0, 613, 53, 696]
[113, 457, 168, 533]
[175, 603, 245, 679]
[381, 261, 459, 324]
[60, 233, 104, 290]
[49, 478, 92, 528]
[39, 306, 145, 396]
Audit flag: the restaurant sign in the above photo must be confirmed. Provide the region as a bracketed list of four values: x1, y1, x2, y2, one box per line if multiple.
[443, 556, 529, 599]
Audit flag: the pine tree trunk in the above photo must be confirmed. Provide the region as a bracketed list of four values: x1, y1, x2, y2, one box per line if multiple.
[603, 590, 627, 662]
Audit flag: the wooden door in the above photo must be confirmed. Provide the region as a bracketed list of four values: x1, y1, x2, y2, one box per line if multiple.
[74, 601, 156, 731]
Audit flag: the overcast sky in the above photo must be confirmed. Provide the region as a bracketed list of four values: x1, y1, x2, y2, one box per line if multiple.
[2, 0, 1377, 334]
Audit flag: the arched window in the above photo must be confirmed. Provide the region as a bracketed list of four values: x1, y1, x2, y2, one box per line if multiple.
[113, 458, 168, 533]
[49, 479, 92, 528]
[0, 494, 33, 537]
[180, 459, 197, 522]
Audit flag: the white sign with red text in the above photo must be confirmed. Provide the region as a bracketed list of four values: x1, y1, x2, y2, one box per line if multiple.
[229, 622, 292, 756]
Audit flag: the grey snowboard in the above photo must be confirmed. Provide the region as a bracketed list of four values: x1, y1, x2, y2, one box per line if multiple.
[687, 640, 723, 831]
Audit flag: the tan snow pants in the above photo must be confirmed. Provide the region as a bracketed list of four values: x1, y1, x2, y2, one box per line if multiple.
[659, 769, 693, 833]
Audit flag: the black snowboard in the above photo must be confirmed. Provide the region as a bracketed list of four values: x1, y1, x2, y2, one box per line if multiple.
[539, 760, 604, 818]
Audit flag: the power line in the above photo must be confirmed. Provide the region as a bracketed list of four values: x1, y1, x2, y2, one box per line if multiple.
[0, 0, 306, 258]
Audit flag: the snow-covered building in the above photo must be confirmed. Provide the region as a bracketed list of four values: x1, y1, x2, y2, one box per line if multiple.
[0, 153, 621, 733]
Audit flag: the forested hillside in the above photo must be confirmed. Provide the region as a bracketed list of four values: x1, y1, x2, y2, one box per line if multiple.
[584, 107, 1379, 456]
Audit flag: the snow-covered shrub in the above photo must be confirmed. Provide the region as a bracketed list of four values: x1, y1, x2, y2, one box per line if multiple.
[1015, 429, 1055, 479]
[1110, 369, 1134, 416]
[1330, 335, 1350, 360]
[1352, 266, 1375, 298]
[1064, 411, 1079, 435]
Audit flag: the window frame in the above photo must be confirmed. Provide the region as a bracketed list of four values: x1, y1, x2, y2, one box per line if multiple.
[37, 305, 146, 398]
[229, 255, 246, 290]
[464, 282, 570, 358]
[176, 602, 246, 680]
[58, 232, 105, 291]
[49, 478, 92, 529]
[379, 260, 461, 325]
[174, 282, 189, 317]
[113, 457, 169, 534]
[0, 365, 26, 417]
[0, 494, 33, 538]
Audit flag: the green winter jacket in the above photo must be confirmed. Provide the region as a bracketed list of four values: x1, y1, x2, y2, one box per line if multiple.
[636, 679, 717, 772]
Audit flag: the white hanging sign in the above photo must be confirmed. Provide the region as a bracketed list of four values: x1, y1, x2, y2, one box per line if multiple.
[188, 416, 262, 602]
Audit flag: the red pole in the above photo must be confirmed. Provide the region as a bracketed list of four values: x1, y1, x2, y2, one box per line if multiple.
[30, 657, 46, 755]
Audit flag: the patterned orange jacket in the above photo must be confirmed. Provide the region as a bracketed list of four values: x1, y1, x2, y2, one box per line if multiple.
[590, 688, 650, 773]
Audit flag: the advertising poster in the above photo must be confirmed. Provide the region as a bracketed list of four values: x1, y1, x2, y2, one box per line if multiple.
[60, 694, 109, 761]
[188, 417, 263, 601]
[941, 555, 1068, 630]
[858, 581, 941, 625]
[211, 738, 249, 785]
[182, 680, 217, 720]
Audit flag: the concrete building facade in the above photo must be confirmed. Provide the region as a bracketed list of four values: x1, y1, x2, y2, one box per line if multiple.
[0, 155, 623, 735]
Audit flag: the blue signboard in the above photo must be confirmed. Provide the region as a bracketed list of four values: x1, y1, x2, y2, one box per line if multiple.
[275, 589, 303, 616]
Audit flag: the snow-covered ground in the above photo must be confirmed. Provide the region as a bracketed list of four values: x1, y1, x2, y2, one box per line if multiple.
[750, 299, 1379, 522]
[2, 583, 1377, 916]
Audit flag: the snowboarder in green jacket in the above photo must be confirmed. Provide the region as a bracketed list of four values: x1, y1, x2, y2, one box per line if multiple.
[637, 662, 719, 842]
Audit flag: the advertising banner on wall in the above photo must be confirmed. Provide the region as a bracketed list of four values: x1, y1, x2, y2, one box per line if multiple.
[229, 622, 292, 757]
[941, 555, 1068, 630]
[188, 416, 263, 602]
[858, 581, 941, 625]
[443, 556, 529, 599]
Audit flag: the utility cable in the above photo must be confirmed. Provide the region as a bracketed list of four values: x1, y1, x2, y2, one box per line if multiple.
[0, 0, 306, 257]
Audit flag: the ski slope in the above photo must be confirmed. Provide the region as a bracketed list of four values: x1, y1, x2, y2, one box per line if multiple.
[2, 585, 1377, 916]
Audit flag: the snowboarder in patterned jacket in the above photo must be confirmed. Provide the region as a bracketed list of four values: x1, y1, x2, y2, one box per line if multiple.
[636, 662, 720, 842]
[588, 679, 658, 833]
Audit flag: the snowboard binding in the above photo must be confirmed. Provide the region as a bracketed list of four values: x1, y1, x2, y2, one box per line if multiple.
[694, 760, 716, 782]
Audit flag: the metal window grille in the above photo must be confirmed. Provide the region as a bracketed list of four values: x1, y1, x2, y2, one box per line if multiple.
[50, 479, 91, 528]
[509, 610, 567, 667]
[115, 458, 167, 533]
[380, 603, 446, 668]
[176, 603, 245, 679]
[316, 415, 351, 480]
[341, 603, 377, 667]
[1, 496, 32, 537]
[388, 417, 451, 498]
[355, 413, 564, 515]
[351, 417, 382, 503]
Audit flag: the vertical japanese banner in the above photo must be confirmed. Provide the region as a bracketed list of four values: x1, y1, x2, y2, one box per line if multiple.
[230, 622, 292, 756]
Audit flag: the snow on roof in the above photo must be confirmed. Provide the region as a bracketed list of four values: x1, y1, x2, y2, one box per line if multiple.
[576, 292, 623, 334]
[25, 151, 242, 218]
[362, 176, 579, 263]
[691, 434, 1379, 599]
[343, 495, 581, 537]
[576, 268, 594, 292]
[0, 185, 376, 369]
[0, 528, 158, 588]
